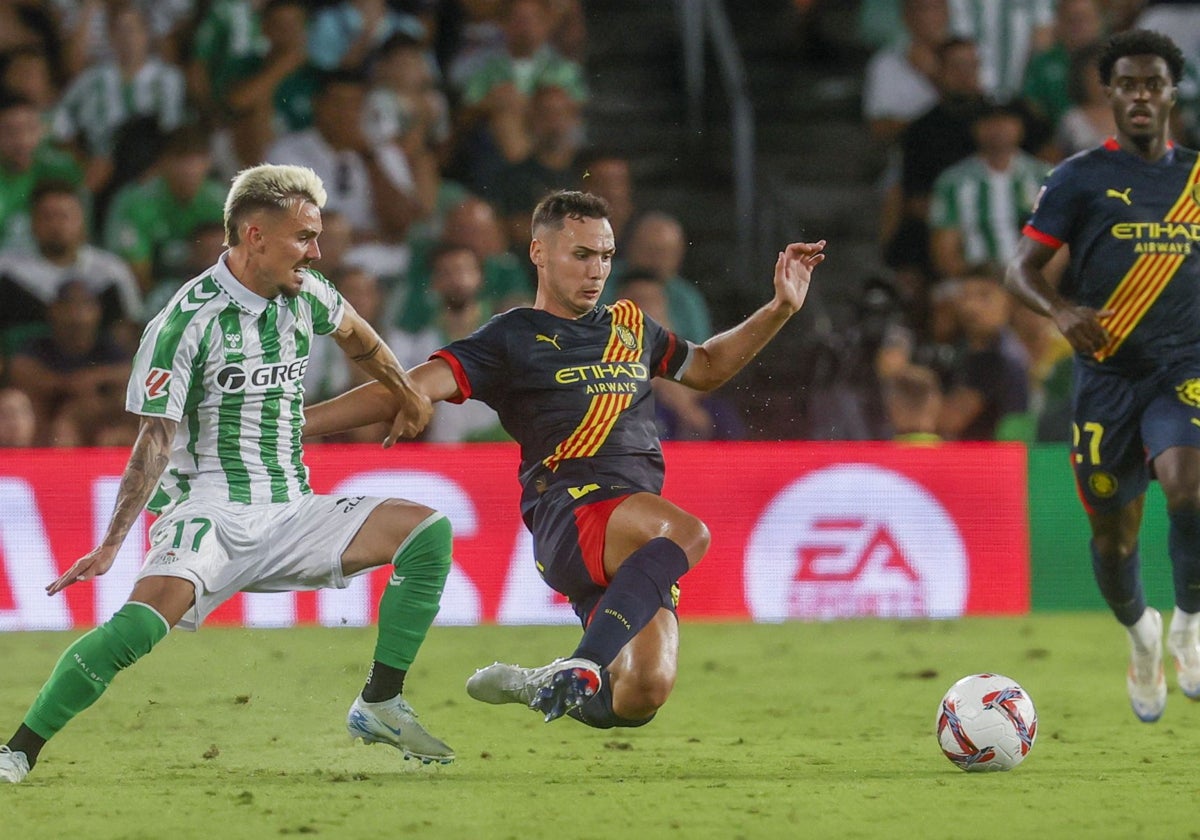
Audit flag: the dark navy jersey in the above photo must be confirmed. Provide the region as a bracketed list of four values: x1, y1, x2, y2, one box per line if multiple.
[432, 300, 693, 508]
[1024, 139, 1200, 375]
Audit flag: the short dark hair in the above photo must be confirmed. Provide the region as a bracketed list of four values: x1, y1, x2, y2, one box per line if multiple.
[30, 178, 83, 208]
[531, 190, 610, 234]
[429, 241, 479, 269]
[1097, 29, 1185, 85]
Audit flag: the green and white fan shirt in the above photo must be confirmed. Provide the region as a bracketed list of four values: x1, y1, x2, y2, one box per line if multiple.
[127, 255, 344, 513]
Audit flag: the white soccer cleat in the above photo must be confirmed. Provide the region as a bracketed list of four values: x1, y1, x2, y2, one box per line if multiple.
[1127, 607, 1167, 722]
[346, 694, 455, 765]
[0, 746, 29, 783]
[467, 657, 601, 721]
[1167, 621, 1200, 700]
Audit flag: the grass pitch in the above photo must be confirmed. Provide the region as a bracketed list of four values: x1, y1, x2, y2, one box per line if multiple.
[3, 615, 1198, 839]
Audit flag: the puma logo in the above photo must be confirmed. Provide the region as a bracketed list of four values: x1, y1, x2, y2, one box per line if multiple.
[535, 333, 562, 350]
[1106, 187, 1133, 206]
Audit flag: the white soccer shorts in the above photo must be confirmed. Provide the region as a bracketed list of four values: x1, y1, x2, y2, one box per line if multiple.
[138, 493, 386, 630]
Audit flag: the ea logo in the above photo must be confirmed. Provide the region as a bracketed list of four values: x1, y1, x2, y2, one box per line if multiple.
[744, 465, 968, 620]
[216, 364, 247, 393]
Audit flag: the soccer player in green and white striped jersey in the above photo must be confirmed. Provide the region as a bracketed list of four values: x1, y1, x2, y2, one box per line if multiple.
[0, 164, 456, 784]
[929, 101, 1051, 279]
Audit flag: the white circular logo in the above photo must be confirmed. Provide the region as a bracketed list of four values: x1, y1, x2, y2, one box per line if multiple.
[744, 464, 968, 621]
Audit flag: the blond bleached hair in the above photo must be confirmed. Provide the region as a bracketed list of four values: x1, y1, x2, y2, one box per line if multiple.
[223, 164, 328, 246]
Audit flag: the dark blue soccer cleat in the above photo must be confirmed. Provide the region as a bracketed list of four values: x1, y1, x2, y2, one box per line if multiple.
[529, 660, 601, 722]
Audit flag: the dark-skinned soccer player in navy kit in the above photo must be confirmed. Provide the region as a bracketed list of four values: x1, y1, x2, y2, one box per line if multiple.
[306, 190, 826, 728]
[1007, 29, 1200, 723]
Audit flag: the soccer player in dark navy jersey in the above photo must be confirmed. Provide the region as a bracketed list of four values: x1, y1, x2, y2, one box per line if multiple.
[307, 190, 826, 729]
[1007, 29, 1200, 723]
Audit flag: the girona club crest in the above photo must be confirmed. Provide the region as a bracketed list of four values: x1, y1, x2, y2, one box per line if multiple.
[744, 465, 969, 620]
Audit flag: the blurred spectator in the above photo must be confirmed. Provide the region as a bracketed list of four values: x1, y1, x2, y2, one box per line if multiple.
[618, 270, 744, 441]
[1021, 0, 1105, 127]
[364, 31, 451, 158]
[0, 93, 85, 251]
[138, 219, 228, 321]
[391, 195, 532, 332]
[577, 149, 634, 247]
[887, 37, 986, 273]
[0, 1, 65, 78]
[929, 101, 1050, 279]
[187, 0, 266, 116]
[51, 3, 188, 196]
[7, 279, 134, 446]
[602, 211, 713, 343]
[267, 69, 435, 251]
[0, 180, 141, 350]
[0, 386, 35, 447]
[937, 263, 1028, 440]
[308, 0, 425, 72]
[222, 0, 322, 169]
[881, 363, 943, 442]
[493, 84, 583, 247]
[0, 46, 61, 117]
[54, 0, 194, 73]
[390, 243, 507, 442]
[104, 125, 225, 293]
[862, 0, 948, 147]
[448, 0, 587, 88]
[454, 0, 587, 191]
[949, 0, 1056, 99]
[1055, 41, 1116, 158]
[1009, 301, 1073, 418]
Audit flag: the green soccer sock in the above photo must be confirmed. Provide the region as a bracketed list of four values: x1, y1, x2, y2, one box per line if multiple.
[371, 512, 452, 674]
[23, 601, 170, 740]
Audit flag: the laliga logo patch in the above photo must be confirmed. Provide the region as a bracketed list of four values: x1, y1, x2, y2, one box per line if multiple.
[615, 324, 638, 352]
[144, 368, 171, 400]
[1176, 378, 1200, 408]
[1088, 471, 1118, 498]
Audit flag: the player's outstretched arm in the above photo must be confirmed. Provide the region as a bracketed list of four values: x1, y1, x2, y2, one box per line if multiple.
[47, 414, 176, 595]
[678, 240, 825, 392]
[303, 359, 463, 445]
[1005, 236, 1112, 355]
[332, 303, 433, 439]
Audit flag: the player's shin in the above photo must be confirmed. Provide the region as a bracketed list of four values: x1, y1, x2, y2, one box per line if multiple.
[572, 537, 689, 667]
[1168, 510, 1200, 613]
[1090, 541, 1147, 627]
[364, 513, 452, 702]
[18, 602, 170, 762]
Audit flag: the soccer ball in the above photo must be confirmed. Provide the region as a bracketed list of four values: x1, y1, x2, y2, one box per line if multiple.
[935, 673, 1037, 772]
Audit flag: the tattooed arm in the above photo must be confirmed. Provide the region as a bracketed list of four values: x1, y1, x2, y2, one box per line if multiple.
[331, 302, 433, 440]
[46, 415, 177, 595]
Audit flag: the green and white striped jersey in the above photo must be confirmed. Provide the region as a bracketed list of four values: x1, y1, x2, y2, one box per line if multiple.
[127, 255, 344, 513]
[929, 151, 1050, 267]
[52, 58, 186, 156]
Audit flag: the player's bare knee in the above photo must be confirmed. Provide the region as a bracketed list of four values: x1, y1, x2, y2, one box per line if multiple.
[613, 668, 675, 717]
[1092, 534, 1138, 565]
[666, 515, 709, 567]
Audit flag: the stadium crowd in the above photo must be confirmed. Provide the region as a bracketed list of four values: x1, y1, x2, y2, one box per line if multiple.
[0, 0, 1195, 448]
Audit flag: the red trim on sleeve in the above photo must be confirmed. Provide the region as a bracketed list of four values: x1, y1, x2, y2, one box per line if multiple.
[1022, 224, 1063, 249]
[429, 349, 472, 404]
[654, 331, 679, 377]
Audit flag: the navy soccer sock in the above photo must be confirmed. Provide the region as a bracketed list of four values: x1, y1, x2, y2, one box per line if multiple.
[1090, 540, 1146, 626]
[1168, 510, 1200, 613]
[572, 537, 689, 667]
[566, 667, 655, 729]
